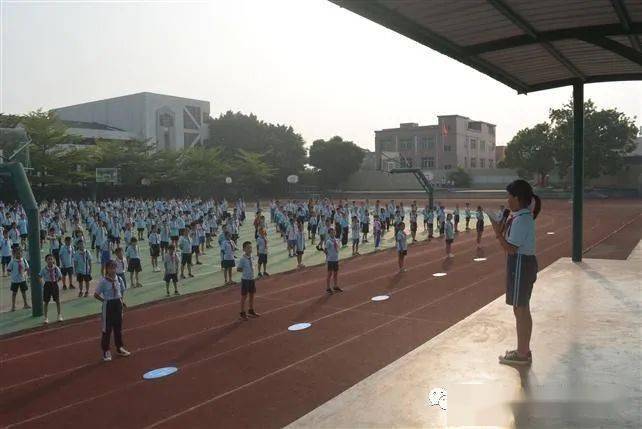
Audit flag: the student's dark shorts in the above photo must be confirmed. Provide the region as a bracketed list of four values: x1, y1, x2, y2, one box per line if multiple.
[427, 223, 433, 231]
[164, 273, 178, 283]
[258, 253, 267, 264]
[171, 235, 179, 242]
[40, 230, 47, 240]
[20, 234, 27, 239]
[506, 254, 538, 307]
[241, 279, 256, 296]
[296, 250, 304, 256]
[288, 239, 297, 248]
[178, 228, 185, 236]
[101, 250, 111, 265]
[181, 253, 192, 266]
[76, 273, 92, 283]
[150, 244, 160, 257]
[361, 224, 369, 234]
[191, 245, 200, 255]
[10, 281, 28, 293]
[61, 266, 73, 276]
[454, 215, 460, 223]
[327, 261, 339, 272]
[43, 281, 60, 302]
[476, 220, 484, 232]
[137, 228, 144, 233]
[310, 225, 318, 234]
[128, 258, 142, 273]
[205, 233, 211, 239]
[222, 259, 235, 269]
[410, 222, 417, 232]
[352, 238, 360, 245]
[446, 239, 454, 244]
[160, 241, 169, 250]
[398, 250, 408, 256]
[1, 256, 11, 265]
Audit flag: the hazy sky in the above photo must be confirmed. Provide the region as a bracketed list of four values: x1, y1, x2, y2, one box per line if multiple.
[2, 0, 641, 150]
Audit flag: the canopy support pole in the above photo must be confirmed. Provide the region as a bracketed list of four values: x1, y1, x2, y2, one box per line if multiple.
[572, 83, 584, 262]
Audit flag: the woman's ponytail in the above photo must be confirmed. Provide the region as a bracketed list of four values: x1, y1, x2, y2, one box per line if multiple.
[531, 194, 541, 220]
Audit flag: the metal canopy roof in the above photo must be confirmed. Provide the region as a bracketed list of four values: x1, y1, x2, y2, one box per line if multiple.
[329, 0, 642, 93]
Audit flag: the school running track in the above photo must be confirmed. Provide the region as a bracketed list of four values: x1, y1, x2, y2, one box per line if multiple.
[1, 200, 640, 429]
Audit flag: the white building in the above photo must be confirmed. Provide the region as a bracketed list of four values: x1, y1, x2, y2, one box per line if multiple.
[53, 92, 210, 150]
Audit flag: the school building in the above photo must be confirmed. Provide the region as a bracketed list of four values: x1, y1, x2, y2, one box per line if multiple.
[53, 92, 210, 150]
[375, 115, 497, 172]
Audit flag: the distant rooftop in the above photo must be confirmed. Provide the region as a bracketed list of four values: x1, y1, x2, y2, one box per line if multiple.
[61, 120, 125, 131]
[54, 91, 209, 111]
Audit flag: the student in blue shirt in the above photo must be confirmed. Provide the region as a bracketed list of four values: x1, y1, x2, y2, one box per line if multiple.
[1, 229, 12, 277]
[39, 254, 63, 324]
[396, 222, 408, 273]
[323, 228, 343, 294]
[295, 221, 306, 269]
[221, 232, 236, 285]
[59, 236, 76, 290]
[73, 241, 93, 298]
[445, 213, 455, 258]
[236, 241, 260, 321]
[94, 260, 130, 362]
[7, 248, 31, 311]
[490, 179, 541, 366]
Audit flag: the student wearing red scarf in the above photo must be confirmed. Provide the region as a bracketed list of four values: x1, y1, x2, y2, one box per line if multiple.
[7, 247, 30, 312]
[94, 260, 130, 362]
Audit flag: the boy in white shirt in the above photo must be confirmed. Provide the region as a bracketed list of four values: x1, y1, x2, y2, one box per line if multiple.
[7, 248, 31, 311]
[163, 244, 180, 296]
[125, 237, 142, 288]
[236, 241, 260, 321]
[39, 254, 63, 323]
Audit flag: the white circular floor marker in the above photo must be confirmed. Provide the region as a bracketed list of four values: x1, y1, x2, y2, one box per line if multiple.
[288, 322, 311, 331]
[547, 232, 555, 235]
[473, 257, 487, 262]
[433, 272, 447, 277]
[143, 367, 178, 380]
[371, 295, 390, 302]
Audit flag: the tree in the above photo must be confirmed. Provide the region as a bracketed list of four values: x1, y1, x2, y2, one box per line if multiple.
[20, 110, 77, 186]
[233, 148, 275, 196]
[207, 111, 306, 188]
[500, 123, 555, 184]
[549, 99, 639, 179]
[447, 167, 471, 187]
[308, 136, 365, 188]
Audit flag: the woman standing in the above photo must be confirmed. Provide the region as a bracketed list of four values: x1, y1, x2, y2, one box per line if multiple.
[490, 179, 541, 365]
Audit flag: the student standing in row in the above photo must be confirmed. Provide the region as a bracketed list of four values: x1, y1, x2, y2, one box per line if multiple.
[396, 222, 408, 273]
[126, 237, 143, 288]
[179, 228, 193, 279]
[256, 228, 269, 277]
[148, 226, 161, 272]
[163, 244, 180, 296]
[295, 221, 306, 269]
[59, 237, 75, 290]
[221, 232, 236, 285]
[324, 229, 343, 294]
[445, 213, 455, 258]
[426, 207, 435, 240]
[8, 248, 30, 311]
[114, 247, 127, 289]
[476, 206, 485, 249]
[1, 230, 12, 277]
[73, 241, 92, 298]
[39, 254, 63, 323]
[351, 216, 360, 256]
[465, 203, 472, 230]
[94, 260, 130, 362]
[237, 241, 260, 321]
[373, 214, 382, 251]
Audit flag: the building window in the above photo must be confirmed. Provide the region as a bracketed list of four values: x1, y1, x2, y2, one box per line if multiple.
[480, 158, 485, 168]
[480, 140, 486, 151]
[471, 157, 477, 168]
[183, 110, 199, 130]
[379, 140, 394, 151]
[444, 144, 451, 152]
[184, 132, 200, 147]
[186, 106, 201, 125]
[421, 157, 428, 168]
[470, 138, 477, 149]
[489, 160, 494, 168]
[427, 157, 434, 168]
[159, 112, 174, 127]
[444, 164, 452, 170]
[386, 161, 396, 171]
[399, 138, 412, 151]
[420, 136, 435, 150]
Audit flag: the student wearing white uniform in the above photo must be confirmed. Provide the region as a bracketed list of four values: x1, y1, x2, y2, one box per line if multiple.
[7, 248, 31, 311]
[237, 241, 260, 321]
[94, 260, 130, 362]
[39, 254, 63, 323]
[125, 237, 143, 288]
[444, 213, 455, 258]
[490, 179, 541, 366]
[163, 244, 180, 296]
[396, 222, 408, 273]
[256, 228, 269, 277]
[323, 229, 343, 294]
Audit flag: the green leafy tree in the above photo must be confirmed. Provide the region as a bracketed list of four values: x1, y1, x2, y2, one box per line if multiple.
[500, 123, 555, 184]
[549, 99, 639, 179]
[20, 110, 78, 186]
[447, 167, 471, 187]
[308, 136, 365, 188]
[176, 146, 229, 194]
[233, 148, 275, 196]
[207, 111, 306, 187]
